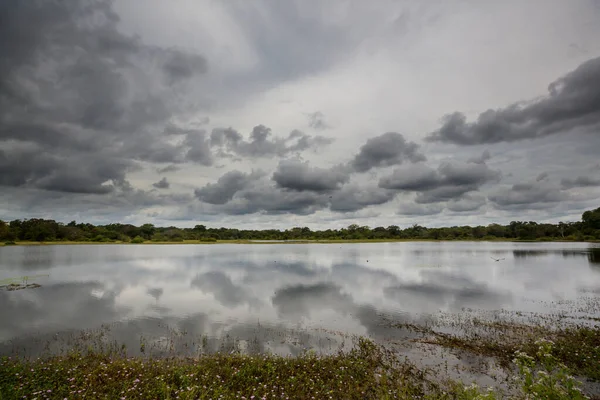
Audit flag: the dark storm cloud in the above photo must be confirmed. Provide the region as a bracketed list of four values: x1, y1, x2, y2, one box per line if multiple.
[194, 170, 264, 205]
[426, 56, 600, 145]
[0, 0, 208, 194]
[350, 132, 425, 172]
[379, 161, 501, 203]
[272, 160, 349, 192]
[152, 177, 170, 189]
[488, 181, 568, 208]
[209, 125, 333, 159]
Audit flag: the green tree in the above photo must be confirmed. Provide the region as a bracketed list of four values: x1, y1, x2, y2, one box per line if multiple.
[582, 207, 600, 230]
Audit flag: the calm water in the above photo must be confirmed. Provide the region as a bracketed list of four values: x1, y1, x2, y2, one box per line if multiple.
[1, 242, 599, 357]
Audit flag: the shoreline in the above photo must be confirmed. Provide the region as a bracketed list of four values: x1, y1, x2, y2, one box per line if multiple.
[2, 238, 599, 246]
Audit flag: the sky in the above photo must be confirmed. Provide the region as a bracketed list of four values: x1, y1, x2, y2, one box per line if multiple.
[1, 0, 600, 229]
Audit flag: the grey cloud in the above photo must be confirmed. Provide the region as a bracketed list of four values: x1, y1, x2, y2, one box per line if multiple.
[210, 125, 333, 159]
[152, 177, 170, 189]
[156, 164, 181, 174]
[447, 193, 486, 212]
[380, 161, 500, 203]
[378, 164, 439, 191]
[307, 111, 329, 130]
[224, 185, 327, 216]
[561, 175, 600, 189]
[272, 160, 349, 192]
[0, 145, 135, 194]
[468, 150, 491, 164]
[329, 185, 396, 212]
[0, 0, 208, 195]
[427, 56, 600, 145]
[398, 202, 443, 216]
[536, 172, 549, 182]
[351, 132, 425, 172]
[147, 288, 164, 301]
[221, 2, 375, 84]
[161, 50, 208, 85]
[488, 181, 568, 208]
[286, 130, 334, 153]
[194, 170, 264, 205]
[184, 130, 213, 166]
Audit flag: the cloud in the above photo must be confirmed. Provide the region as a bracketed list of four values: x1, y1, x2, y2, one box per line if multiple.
[488, 181, 569, 209]
[426, 56, 600, 145]
[467, 150, 491, 164]
[156, 164, 181, 174]
[272, 160, 349, 192]
[222, 184, 327, 216]
[194, 170, 264, 205]
[183, 129, 213, 166]
[350, 132, 425, 172]
[536, 172, 549, 182]
[209, 125, 333, 159]
[0, 0, 208, 194]
[560, 174, 600, 189]
[447, 193, 487, 212]
[397, 202, 444, 216]
[329, 185, 396, 212]
[161, 50, 208, 85]
[307, 111, 330, 130]
[379, 161, 501, 203]
[152, 177, 170, 189]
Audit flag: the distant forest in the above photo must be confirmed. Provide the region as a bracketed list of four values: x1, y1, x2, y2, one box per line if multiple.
[1, 207, 599, 243]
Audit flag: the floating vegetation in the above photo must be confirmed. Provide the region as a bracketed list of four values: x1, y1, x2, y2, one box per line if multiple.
[0, 274, 48, 291]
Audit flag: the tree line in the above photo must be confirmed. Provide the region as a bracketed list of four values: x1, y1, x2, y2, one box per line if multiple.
[0, 207, 599, 243]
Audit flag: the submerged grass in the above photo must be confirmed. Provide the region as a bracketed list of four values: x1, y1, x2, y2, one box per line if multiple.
[427, 321, 600, 382]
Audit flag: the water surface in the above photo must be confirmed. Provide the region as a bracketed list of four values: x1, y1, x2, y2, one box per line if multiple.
[1, 242, 599, 357]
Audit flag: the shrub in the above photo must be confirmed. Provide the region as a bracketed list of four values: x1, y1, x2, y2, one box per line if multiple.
[131, 236, 145, 244]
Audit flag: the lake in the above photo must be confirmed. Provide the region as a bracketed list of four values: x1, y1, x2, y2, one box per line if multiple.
[1, 242, 599, 358]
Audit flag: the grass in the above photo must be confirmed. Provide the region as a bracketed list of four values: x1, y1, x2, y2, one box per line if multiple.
[2, 335, 596, 399]
[424, 320, 600, 382]
[0, 339, 442, 400]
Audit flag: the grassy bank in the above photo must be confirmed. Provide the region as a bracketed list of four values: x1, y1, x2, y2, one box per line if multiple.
[1, 332, 597, 399]
[0, 340, 438, 400]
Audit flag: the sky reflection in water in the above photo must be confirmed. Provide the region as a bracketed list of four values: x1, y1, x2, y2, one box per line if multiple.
[0, 242, 599, 357]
